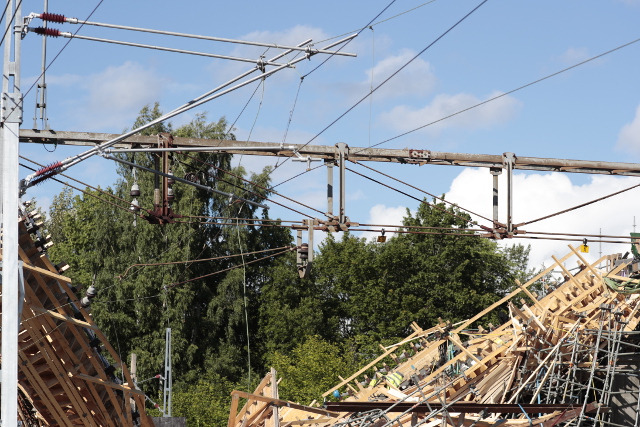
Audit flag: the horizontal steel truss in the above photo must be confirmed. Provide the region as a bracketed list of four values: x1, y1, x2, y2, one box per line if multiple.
[19, 130, 640, 177]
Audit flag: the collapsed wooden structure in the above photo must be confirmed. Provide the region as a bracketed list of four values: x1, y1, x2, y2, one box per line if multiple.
[230, 246, 640, 427]
[0, 202, 153, 427]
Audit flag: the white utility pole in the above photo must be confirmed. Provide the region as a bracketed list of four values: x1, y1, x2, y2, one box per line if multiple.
[1, 0, 23, 426]
[163, 328, 172, 417]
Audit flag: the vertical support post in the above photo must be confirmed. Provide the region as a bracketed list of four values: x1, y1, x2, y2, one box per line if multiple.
[270, 367, 280, 427]
[130, 353, 138, 412]
[307, 219, 314, 265]
[503, 152, 516, 235]
[33, 0, 49, 130]
[1, 1, 22, 426]
[326, 160, 334, 218]
[490, 167, 501, 228]
[163, 328, 172, 417]
[336, 143, 348, 224]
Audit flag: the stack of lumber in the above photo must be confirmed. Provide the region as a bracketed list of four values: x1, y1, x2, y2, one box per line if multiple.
[0, 202, 153, 427]
[230, 245, 640, 427]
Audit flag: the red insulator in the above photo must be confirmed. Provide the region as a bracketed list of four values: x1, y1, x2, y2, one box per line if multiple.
[35, 161, 62, 176]
[39, 12, 66, 23]
[33, 27, 62, 38]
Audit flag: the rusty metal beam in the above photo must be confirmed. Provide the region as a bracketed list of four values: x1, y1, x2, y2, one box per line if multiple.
[324, 401, 607, 414]
[19, 129, 640, 176]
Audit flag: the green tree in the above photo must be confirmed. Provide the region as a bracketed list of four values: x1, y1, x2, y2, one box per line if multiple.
[269, 336, 358, 405]
[47, 104, 292, 395]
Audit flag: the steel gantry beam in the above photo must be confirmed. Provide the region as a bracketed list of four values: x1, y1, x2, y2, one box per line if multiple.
[19, 129, 640, 177]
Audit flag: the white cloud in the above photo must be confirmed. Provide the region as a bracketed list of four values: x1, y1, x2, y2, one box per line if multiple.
[360, 204, 409, 242]
[348, 49, 437, 101]
[616, 104, 640, 154]
[48, 61, 168, 131]
[379, 91, 522, 135]
[446, 168, 640, 269]
[208, 25, 332, 86]
[557, 47, 590, 65]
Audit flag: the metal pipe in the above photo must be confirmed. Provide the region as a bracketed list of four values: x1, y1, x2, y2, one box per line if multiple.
[29, 29, 290, 66]
[58, 16, 357, 57]
[22, 34, 356, 187]
[106, 146, 295, 153]
[1, 0, 21, 424]
[490, 167, 500, 227]
[326, 160, 334, 217]
[337, 143, 347, 224]
[102, 154, 269, 209]
[504, 152, 515, 234]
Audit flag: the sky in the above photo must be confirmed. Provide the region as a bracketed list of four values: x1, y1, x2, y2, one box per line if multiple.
[11, 0, 640, 271]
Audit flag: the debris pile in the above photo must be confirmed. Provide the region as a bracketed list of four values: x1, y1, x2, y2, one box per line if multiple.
[0, 202, 153, 427]
[230, 246, 640, 427]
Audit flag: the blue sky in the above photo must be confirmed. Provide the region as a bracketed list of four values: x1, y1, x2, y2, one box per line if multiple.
[15, 0, 640, 269]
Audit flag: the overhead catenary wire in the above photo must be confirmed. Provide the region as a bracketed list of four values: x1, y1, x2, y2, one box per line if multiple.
[1, 0, 105, 126]
[351, 160, 494, 224]
[32, 13, 356, 57]
[183, 154, 326, 217]
[517, 181, 640, 227]
[19, 163, 137, 217]
[176, 218, 634, 244]
[302, 0, 398, 79]
[118, 246, 295, 279]
[175, 157, 313, 218]
[345, 166, 487, 226]
[20, 34, 356, 184]
[27, 28, 293, 66]
[355, 35, 640, 153]
[165, 247, 295, 290]
[314, 0, 439, 45]
[21, 155, 136, 209]
[269, 0, 489, 177]
[0, 0, 23, 47]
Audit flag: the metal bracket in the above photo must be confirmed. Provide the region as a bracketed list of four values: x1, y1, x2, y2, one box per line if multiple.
[296, 219, 316, 278]
[503, 152, 517, 236]
[1, 92, 23, 123]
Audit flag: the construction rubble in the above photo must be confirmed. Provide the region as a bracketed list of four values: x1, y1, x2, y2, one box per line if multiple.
[229, 246, 640, 427]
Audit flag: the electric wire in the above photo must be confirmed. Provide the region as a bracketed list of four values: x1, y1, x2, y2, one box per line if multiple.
[518, 181, 640, 227]
[235, 205, 252, 391]
[314, 0, 439, 45]
[0, 0, 22, 48]
[351, 160, 494, 224]
[21, 155, 135, 209]
[183, 154, 325, 217]
[345, 166, 485, 226]
[355, 35, 640, 153]
[19, 163, 137, 217]
[0, 0, 13, 46]
[1, 0, 105, 126]
[176, 157, 313, 218]
[118, 246, 294, 279]
[275, 77, 304, 169]
[175, 218, 633, 244]
[238, 78, 266, 168]
[182, 215, 302, 224]
[270, 0, 489, 177]
[270, 163, 325, 189]
[165, 247, 295, 289]
[302, 0, 398, 79]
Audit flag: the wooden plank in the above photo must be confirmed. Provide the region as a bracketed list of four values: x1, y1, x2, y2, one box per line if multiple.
[228, 394, 240, 427]
[22, 262, 72, 283]
[74, 374, 145, 396]
[322, 329, 423, 397]
[29, 306, 100, 331]
[231, 391, 340, 418]
[453, 251, 575, 334]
